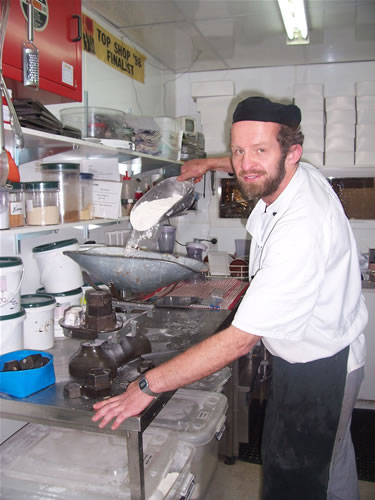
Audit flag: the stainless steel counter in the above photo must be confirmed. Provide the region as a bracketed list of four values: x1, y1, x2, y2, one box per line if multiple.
[0, 306, 232, 500]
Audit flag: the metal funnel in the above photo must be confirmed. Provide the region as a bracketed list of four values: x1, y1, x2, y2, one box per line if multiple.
[65, 246, 208, 296]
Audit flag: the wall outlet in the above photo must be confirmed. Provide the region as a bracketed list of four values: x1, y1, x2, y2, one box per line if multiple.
[208, 237, 218, 252]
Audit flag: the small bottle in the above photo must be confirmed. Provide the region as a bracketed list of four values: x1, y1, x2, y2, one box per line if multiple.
[135, 185, 143, 201]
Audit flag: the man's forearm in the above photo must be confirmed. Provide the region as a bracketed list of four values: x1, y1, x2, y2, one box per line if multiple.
[146, 325, 260, 393]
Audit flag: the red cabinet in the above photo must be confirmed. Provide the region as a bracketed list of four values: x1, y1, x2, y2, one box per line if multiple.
[3, 0, 82, 103]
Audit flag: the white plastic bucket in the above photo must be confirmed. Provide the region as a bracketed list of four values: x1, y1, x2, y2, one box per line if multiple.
[0, 308, 25, 354]
[32, 239, 83, 294]
[36, 287, 83, 337]
[21, 294, 56, 350]
[0, 257, 24, 316]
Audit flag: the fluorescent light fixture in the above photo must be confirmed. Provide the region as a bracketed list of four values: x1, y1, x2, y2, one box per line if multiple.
[277, 0, 309, 45]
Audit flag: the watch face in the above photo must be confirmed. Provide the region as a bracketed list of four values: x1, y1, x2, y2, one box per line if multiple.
[139, 378, 147, 390]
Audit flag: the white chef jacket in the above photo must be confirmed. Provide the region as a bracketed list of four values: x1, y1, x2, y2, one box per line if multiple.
[232, 162, 367, 372]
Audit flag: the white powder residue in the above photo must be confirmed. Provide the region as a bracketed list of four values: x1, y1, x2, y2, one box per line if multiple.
[130, 194, 182, 232]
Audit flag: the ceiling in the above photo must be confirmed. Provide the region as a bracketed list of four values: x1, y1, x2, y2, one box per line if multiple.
[82, 0, 375, 73]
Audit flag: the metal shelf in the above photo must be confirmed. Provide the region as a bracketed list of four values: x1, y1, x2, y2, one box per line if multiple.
[4, 124, 182, 171]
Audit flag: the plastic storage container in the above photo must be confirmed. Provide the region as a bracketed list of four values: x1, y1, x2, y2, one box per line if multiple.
[158, 225, 176, 253]
[0, 423, 194, 500]
[0, 308, 25, 354]
[60, 107, 127, 140]
[151, 388, 228, 499]
[36, 287, 83, 337]
[0, 256, 24, 316]
[79, 172, 94, 220]
[0, 185, 9, 229]
[21, 294, 56, 350]
[8, 181, 25, 227]
[41, 163, 80, 223]
[0, 350, 55, 397]
[24, 181, 60, 226]
[32, 239, 84, 294]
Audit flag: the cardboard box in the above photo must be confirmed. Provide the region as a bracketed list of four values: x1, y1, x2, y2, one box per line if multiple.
[326, 109, 356, 125]
[326, 135, 355, 152]
[325, 96, 356, 111]
[356, 81, 375, 96]
[355, 151, 375, 166]
[326, 123, 355, 139]
[325, 151, 354, 166]
[301, 152, 324, 167]
[357, 96, 375, 110]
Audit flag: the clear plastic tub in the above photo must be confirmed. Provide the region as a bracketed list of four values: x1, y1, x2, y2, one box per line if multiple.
[41, 163, 80, 223]
[79, 172, 94, 220]
[0, 423, 194, 500]
[60, 107, 127, 140]
[24, 181, 60, 226]
[151, 389, 228, 499]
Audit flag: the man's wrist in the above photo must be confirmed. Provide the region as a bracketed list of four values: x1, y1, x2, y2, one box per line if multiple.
[137, 375, 160, 398]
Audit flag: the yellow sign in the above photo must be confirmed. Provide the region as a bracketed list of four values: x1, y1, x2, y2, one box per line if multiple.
[82, 15, 146, 84]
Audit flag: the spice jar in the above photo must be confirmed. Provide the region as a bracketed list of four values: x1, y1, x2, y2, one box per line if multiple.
[41, 163, 80, 223]
[79, 172, 94, 220]
[24, 181, 60, 226]
[8, 182, 25, 228]
[0, 186, 10, 229]
[121, 198, 134, 216]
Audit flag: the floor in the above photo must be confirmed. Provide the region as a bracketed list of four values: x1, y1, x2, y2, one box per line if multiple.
[204, 459, 375, 500]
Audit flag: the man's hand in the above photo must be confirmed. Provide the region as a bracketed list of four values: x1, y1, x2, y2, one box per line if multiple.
[92, 379, 154, 430]
[178, 158, 210, 183]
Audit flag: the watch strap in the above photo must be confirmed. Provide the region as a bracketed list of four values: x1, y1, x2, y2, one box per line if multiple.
[137, 375, 159, 397]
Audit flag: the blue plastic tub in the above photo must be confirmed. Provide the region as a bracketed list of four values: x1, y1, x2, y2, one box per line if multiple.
[0, 350, 55, 398]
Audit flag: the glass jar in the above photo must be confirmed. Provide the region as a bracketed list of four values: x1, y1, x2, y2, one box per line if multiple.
[41, 163, 80, 223]
[8, 182, 25, 228]
[121, 198, 134, 216]
[24, 181, 60, 226]
[0, 186, 10, 229]
[79, 172, 94, 220]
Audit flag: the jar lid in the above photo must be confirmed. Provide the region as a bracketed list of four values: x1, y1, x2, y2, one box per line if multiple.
[0, 256, 23, 268]
[80, 173, 94, 179]
[0, 308, 26, 322]
[41, 163, 80, 171]
[24, 181, 59, 191]
[8, 182, 23, 190]
[32, 238, 78, 253]
[36, 287, 82, 297]
[21, 294, 56, 307]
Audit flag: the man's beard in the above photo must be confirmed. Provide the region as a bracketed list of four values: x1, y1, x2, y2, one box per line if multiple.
[235, 155, 286, 201]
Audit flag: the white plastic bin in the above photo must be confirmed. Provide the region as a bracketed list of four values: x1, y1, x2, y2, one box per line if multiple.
[36, 287, 83, 338]
[0, 308, 25, 354]
[151, 389, 228, 499]
[0, 256, 23, 316]
[0, 423, 194, 500]
[32, 239, 84, 294]
[21, 294, 56, 350]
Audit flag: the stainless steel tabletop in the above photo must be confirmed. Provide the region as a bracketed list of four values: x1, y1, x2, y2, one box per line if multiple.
[0, 306, 233, 500]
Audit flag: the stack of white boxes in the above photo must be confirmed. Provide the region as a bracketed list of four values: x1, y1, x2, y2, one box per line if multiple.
[325, 95, 356, 166]
[355, 81, 375, 166]
[293, 84, 325, 167]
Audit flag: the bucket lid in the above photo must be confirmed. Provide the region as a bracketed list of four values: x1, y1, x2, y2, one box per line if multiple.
[36, 287, 82, 297]
[0, 308, 26, 321]
[21, 294, 56, 308]
[41, 163, 80, 171]
[24, 181, 59, 191]
[8, 182, 23, 190]
[0, 256, 23, 268]
[32, 239, 78, 253]
[80, 172, 94, 180]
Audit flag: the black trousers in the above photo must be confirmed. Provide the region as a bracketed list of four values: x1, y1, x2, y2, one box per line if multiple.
[261, 346, 349, 500]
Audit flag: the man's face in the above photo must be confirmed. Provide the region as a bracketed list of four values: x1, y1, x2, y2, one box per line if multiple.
[230, 121, 288, 205]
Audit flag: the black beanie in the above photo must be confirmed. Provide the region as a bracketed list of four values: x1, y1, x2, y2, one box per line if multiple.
[232, 96, 301, 128]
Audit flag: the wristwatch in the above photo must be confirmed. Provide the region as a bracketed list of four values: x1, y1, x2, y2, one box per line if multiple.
[137, 375, 160, 398]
